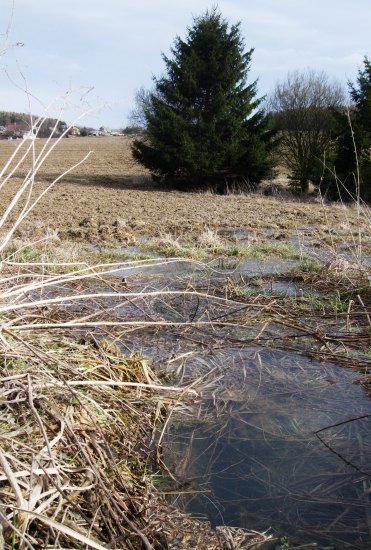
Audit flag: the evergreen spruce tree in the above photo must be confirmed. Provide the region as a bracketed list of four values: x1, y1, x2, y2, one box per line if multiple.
[132, 9, 275, 191]
[326, 57, 371, 201]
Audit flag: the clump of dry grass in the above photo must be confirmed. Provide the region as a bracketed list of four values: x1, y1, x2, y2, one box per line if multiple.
[0, 111, 167, 548]
[0, 106, 275, 549]
[0, 239, 274, 550]
[0, 336, 166, 549]
[197, 228, 224, 249]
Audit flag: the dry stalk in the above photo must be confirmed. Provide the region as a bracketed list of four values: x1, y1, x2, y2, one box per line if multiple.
[1, 39, 368, 549]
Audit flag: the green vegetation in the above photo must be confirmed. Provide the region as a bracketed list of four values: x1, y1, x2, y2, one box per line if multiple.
[95, 247, 155, 262]
[249, 242, 303, 259]
[140, 232, 305, 261]
[141, 241, 204, 259]
[2, 243, 43, 262]
[2, 239, 156, 266]
[140, 231, 251, 259]
[132, 8, 275, 192]
[294, 257, 324, 272]
[301, 292, 350, 313]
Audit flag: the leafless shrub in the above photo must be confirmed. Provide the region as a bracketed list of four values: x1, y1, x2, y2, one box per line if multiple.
[269, 70, 345, 193]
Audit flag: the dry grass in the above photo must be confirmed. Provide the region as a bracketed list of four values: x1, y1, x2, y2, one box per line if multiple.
[0, 131, 276, 549]
[0, 121, 369, 549]
[0, 137, 368, 245]
[0, 334, 166, 549]
[0, 253, 278, 549]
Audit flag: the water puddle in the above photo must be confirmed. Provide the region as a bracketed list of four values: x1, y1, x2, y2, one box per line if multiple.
[38, 247, 370, 547]
[261, 280, 307, 296]
[219, 226, 371, 268]
[118, 256, 300, 281]
[219, 227, 257, 241]
[116, 258, 204, 278]
[163, 347, 371, 549]
[288, 230, 371, 267]
[230, 257, 298, 277]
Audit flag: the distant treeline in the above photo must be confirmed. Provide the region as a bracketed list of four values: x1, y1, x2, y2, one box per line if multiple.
[0, 111, 66, 138]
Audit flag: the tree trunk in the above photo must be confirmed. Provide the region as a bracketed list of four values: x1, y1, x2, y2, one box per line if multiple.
[301, 178, 310, 193]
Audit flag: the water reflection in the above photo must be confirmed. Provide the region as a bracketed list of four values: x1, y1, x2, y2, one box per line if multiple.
[164, 348, 371, 548]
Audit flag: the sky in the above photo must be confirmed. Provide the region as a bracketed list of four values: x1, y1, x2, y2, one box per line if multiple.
[0, 0, 370, 129]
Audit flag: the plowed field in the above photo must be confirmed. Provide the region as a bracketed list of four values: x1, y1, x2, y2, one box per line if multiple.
[0, 136, 362, 244]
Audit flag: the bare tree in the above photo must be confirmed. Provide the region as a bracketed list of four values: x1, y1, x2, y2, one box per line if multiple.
[269, 70, 345, 193]
[129, 86, 156, 128]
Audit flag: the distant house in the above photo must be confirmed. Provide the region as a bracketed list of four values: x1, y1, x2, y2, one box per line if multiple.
[23, 129, 37, 140]
[69, 126, 81, 136]
[0, 122, 23, 139]
[88, 128, 109, 136]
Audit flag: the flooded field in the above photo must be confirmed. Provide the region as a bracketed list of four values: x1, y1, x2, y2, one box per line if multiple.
[163, 348, 371, 549]
[1, 136, 370, 549]
[71, 254, 370, 548]
[90, 249, 369, 548]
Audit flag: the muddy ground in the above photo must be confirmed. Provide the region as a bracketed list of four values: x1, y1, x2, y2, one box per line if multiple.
[0, 137, 365, 245]
[1, 136, 370, 550]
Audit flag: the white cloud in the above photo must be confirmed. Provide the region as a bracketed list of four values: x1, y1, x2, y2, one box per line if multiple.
[1, 0, 370, 127]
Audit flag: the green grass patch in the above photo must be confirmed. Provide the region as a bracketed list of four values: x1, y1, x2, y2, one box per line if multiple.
[141, 236, 304, 261]
[249, 242, 303, 259]
[140, 241, 206, 259]
[2, 244, 44, 262]
[229, 285, 263, 298]
[301, 293, 349, 313]
[140, 238, 250, 260]
[221, 243, 251, 257]
[293, 257, 324, 272]
[103, 250, 154, 262]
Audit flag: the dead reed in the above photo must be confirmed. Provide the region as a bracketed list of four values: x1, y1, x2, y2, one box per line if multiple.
[0, 40, 368, 546]
[0, 109, 275, 549]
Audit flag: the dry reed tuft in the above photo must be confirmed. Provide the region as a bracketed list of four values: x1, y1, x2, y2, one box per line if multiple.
[0, 107, 165, 548]
[0, 105, 274, 549]
[0, 37, 368, 547]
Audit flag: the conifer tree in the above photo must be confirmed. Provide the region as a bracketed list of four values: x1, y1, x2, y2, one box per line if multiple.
[326, 57, 371, 201]
[132, 9, 274, 191]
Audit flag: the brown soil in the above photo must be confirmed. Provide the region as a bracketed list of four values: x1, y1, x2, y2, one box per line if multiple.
[0, 137, 364, 245]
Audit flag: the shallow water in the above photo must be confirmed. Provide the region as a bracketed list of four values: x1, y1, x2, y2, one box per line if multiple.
[58, 248, 370, 547]
[116, 255, 300, 282]
[163, 347, 371, 549]
[116, 257, 203, 278]
[220, 225, 371, 267]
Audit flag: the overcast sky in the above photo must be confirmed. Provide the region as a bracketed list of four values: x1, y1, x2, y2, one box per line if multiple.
[0, 0, 370, 128]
